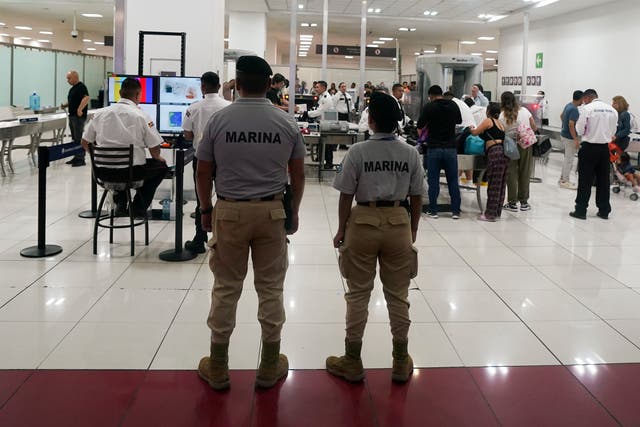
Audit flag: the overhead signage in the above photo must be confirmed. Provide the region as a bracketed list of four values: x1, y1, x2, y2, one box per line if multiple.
[315, 45, 396, 58]
[501, 76, 542, 86]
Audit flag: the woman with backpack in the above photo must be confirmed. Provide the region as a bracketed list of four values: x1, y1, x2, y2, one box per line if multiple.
[612, 96, 631, 151]
[500, 91, 538, 212]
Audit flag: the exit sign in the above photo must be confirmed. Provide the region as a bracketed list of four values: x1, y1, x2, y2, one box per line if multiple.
[535, 52, 543, 69]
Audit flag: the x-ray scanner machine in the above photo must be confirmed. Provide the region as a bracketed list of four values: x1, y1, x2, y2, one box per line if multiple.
[416, 55, 483, 108]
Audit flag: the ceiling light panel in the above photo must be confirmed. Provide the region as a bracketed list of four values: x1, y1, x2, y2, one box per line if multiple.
[81, 13, 103, 18]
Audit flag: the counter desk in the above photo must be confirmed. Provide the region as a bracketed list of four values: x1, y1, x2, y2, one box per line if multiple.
[0, 112, 67, 176]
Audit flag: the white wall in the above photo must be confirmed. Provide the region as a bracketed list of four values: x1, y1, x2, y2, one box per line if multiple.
[123, 0, 224, 76]
[271, 65, 396, 92]
[498, 0, 640, 128]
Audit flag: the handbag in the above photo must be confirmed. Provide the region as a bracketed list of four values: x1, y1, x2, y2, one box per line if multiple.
[517, 123, 537, 149]
[464, 135, 485, 155]
[503, 135, 520, 160]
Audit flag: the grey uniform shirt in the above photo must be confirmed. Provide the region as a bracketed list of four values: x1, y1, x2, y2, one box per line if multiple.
[196, 97, 306, 199]
[333, 133, 425, 202]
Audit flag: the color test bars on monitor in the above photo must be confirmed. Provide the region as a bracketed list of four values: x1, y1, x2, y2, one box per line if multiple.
[158, 76, 202, 134]
[108, 75, 155, 104]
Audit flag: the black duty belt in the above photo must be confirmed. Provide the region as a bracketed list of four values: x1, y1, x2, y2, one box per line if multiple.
[217, 193, 283, 202]
[357, 200, 408, 208]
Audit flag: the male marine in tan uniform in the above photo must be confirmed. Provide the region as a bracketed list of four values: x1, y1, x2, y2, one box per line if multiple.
[195, 56, 306, 390]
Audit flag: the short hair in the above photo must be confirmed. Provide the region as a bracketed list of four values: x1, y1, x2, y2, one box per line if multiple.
[443, 91, 455, 99]
[583, 89, 598, 98]
[464, 97, 475, 108]
[200, 72, 220, 91]
[339, 82, 345, 87]
[316, 80, 327, 89]
[236, 71, 270, 95]
[272, 73, 286, 85]
[402, 81, 408, 85]
[474, 83, 484, 92]
[573, 90, 584, 101]
[392, 83, 403, 91]
[120, 77, 141, 99]
[428, 85, 443, 96]
[368, 92, 402, 133]
[487, 102, 501, 119]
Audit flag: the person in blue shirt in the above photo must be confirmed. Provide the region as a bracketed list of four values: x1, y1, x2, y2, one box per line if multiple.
[612, 95, 631, 151]
[559, 90, 583, 189]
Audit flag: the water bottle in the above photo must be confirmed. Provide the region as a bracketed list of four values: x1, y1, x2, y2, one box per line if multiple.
[161, 199, 170, 220]
[29, 91, 40, 111]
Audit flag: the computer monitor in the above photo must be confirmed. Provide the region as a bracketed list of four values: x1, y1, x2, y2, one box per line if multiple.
[159, 104, 189, 134]
[159, 77, 202, 104]
[322, 110, 339, 121]
[108, 75, 155, 104]
[139, 104, 158, 128]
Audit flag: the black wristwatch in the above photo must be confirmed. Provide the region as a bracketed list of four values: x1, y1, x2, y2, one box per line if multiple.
[200, 206, 213, 215]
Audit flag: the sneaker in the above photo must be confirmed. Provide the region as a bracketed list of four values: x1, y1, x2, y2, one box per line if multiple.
[504, 203, 518, 212]
[452, 213, 460, 220]
[569, 211, 587, 220]
[427, 212, 439, 219]
[520, 202, 531, 211]
[559, 181, 578, 190]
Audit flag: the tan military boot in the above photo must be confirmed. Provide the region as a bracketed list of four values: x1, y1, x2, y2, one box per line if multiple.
[326, 339, 365, 382]
[197, 342, 230, 390]
[255, 340, 289, 388]
[391, 339, 414, 383]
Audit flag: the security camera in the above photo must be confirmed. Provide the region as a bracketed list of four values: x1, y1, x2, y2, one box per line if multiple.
[71, 29, 78, 38]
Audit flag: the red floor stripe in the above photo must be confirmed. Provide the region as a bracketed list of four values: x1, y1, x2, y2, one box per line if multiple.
[0, 366, 636, 426]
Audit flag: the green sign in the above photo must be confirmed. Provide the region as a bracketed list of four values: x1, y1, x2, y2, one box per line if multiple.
[535, 52, 543, 69]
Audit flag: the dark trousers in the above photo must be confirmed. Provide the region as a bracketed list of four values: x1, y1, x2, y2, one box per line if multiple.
[575, 142, 611, 216]
[324, 145, 335, 167]
[192, 158, 207, 242]
[424, 147, 461, 214]
[485, 144, 509, 219]
[69, 115, 87, 160]
[100, 159, 168, 214]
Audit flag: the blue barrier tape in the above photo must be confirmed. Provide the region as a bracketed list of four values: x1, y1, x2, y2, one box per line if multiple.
[48, 142, 83, 162]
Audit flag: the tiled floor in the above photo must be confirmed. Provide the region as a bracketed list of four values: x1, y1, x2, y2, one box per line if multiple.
[1, 146, 640, 424]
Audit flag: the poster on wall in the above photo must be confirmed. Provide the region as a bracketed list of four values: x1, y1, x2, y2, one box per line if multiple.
[501, 75, 543, 87]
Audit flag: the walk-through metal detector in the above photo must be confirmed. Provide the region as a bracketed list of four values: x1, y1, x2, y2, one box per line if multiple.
[416, 55, 483, 109]
[138, 31, 186, 76]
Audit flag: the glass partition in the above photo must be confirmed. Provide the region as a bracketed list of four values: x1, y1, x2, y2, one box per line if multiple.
[84, 56, 106, 100]
[12, 46, 56, 108]
[55, 52, 85, 106]
[0, 45, 10, 107]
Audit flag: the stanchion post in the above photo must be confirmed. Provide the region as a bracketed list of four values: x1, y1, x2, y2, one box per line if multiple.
[159, 148, 197, 262]
[21, 146, 63, 258]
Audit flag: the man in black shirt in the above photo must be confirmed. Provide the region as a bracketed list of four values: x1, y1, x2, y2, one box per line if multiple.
[417, 85, 462, 219]
[266, 73, 289, 112]
[61, 70, 90, 166]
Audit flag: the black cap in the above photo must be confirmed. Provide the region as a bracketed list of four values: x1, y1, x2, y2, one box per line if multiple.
[369, 91, 402, 122]
[236, 56, 273, 77]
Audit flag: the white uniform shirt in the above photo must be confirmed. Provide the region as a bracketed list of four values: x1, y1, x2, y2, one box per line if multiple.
[333, 91, 353, 115]
[307, 91, 335, 118]
[358, 108, 370, 133]
[395, 97, 411, 129]
[576, 99, 618, 144]
[452, 98, 477, 127]
[82, 98, 163, 167]
[182, 93, 231, 149]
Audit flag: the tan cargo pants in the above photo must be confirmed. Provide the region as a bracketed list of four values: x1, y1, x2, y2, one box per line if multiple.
[338, 205, 418, 343]
[207, 199, 288, 344]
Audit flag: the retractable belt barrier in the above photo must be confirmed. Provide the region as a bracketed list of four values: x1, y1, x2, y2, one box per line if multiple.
[159, 147, 198, 262]
[21, 143, 83, 258]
